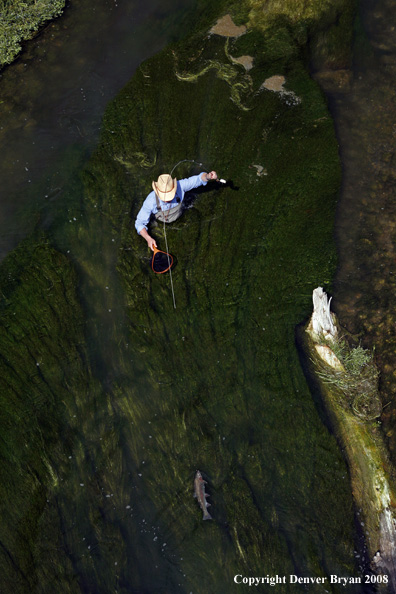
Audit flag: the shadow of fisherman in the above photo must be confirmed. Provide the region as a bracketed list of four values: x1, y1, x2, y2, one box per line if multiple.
[135, 170, 218, 251]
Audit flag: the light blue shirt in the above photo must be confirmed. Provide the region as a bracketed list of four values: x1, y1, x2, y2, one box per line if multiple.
[135, 172, 207, 234]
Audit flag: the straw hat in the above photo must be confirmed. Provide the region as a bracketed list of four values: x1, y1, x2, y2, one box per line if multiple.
[152, 174, 177, 202]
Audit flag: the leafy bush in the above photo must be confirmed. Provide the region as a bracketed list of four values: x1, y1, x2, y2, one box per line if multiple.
[0, 0, 66, 68]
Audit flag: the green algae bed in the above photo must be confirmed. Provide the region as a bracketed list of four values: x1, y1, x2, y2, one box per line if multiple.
[0, 0, 368, 592]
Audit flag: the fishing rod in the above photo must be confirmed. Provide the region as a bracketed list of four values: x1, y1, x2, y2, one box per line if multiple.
[170, 159, 204, 178]
[170, 159, 227, 184]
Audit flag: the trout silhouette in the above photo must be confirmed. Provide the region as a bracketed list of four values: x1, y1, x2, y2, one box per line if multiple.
[194, 470, 212, 520]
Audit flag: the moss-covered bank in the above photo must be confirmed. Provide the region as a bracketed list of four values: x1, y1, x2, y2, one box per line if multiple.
[0, 0, 364, 592]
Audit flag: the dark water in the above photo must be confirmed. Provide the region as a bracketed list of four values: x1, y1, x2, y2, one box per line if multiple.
[0, 0, 196, 259]
[328, 0, 396, 459]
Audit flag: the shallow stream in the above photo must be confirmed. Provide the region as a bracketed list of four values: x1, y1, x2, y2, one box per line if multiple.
[0, 0, 196, 258]
[0, 0, 394, 592]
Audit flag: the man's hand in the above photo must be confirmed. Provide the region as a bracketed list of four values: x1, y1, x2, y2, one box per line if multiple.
[139, 228, 157, 251]
[147, 236, 157, 251]
[201, 171, 217, 182]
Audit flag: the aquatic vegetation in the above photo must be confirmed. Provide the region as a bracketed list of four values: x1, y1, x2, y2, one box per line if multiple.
[174, 50, 254, 111]
[246, 0, 357, 70]
[0, 233, 100, 588]
[114, 150, 157, 172]
[79, 0, 359, 589]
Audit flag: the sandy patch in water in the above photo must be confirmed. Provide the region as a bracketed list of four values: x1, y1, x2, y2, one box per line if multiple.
[210, 14, 247, 37]
[260, 75, 301, 105]
[261, 75, 286, 92]
[231, 55, 254, 71]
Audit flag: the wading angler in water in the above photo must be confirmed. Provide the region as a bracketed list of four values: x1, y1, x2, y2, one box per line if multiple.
[135, 171, 218, 250]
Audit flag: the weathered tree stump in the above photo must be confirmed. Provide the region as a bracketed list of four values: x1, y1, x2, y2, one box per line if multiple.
[305, 287, 396, 590]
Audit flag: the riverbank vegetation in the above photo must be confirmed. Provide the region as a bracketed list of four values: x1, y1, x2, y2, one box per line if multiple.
[0, 0, 65, 68]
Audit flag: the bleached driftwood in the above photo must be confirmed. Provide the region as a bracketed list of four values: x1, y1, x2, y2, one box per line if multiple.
[311, 286, 337, 339]
[306, 287, 396, 589]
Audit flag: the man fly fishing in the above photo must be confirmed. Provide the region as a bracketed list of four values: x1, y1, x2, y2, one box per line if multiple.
[135, 171, 218, 250]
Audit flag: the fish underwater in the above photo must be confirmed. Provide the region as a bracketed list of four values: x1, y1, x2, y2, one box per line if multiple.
[194, 470, 212, 520]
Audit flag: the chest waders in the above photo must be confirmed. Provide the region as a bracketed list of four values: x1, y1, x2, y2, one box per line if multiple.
[154, 194, 183, 223]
